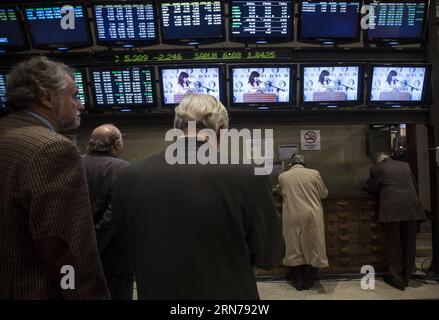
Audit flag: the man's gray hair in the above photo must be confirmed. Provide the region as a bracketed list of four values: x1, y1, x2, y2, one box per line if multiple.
[373, 152, 390, 165]
[174, 93, 229, 132]
[6, 56, 74, 111]
[291, 153, 305, 165]
[87, 129, 122, 154]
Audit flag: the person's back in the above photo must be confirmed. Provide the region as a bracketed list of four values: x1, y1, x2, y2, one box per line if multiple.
[279, 164, 328, 222]
[83, 153, 129, 233]
[112, 94, 284, 300]
[113, 149, 282, 299]
[0, 56, 109, 299]
[277, 158, 328, 291]
[367, 158, 425, 223]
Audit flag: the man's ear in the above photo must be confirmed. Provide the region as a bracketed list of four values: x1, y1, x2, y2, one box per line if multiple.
[114, 138, 123, 149]
[39, 90, 54, 109]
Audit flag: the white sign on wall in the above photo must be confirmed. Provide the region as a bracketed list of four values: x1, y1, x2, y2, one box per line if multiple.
[301, 130, 321, 151]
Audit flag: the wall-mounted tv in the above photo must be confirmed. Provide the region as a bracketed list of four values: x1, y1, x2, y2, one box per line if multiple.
[159, 65, 225, 107]
[90, 66, 156, 110]
[300, 64, 364, 107]
[0, 6, 29, 52]
[22, 3, 92, 50]
[367, 64, 430, 106]
[92, 1, 159, 47]
[365, 0, 428, 44]
[159, 0, 225, 45]
[229, 64, 296, 109]
[229, 0, 294, 44]
[298, 0, 361, 44]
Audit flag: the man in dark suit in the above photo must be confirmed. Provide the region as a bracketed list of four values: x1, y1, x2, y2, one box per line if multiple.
[367, 152, 426, 290]
[0, 56, 109, 299]
[112, 93, 284, 300]
[82, 124, 132, 300]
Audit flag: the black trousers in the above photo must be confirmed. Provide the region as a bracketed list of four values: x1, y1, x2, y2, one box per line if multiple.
[101, 237, 134, 300]
[382, 221, 418, 288]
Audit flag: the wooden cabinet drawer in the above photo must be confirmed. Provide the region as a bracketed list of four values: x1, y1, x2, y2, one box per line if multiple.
[359, 222, 383, 233]
[327, 210, 361, 222]
[357, 198, 378, 209]
[327, 244, 385, 256]
[327, 222, 360, 233]
[324, 199, 358, 210]
[360, 210, 378, 221]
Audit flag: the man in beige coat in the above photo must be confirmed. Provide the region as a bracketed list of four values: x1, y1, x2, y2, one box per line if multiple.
[278, 154, 329, 290]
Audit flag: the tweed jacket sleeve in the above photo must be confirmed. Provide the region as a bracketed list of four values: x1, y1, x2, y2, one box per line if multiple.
[22, 137, 110, 300]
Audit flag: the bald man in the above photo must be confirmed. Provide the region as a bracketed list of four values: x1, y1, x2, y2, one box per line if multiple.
[82, 124, 133, 299]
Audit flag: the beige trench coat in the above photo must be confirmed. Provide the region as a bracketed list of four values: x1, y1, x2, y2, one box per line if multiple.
[279, 164, 329, 268]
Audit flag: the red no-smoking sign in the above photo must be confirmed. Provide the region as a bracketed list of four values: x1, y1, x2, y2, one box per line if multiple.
[301, 130, 321, 150]
[304, 131, 317, 144]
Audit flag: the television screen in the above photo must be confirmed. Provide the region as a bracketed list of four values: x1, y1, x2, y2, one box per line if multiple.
[229, 0, 293, 43]
[298, 0, 361, 43]
[23, 4, 91, 49]
[366, 1, 428, 43]
[0, 72, 7, 110]
[93, 2, 158, 46]
[73, 70, 87, 107]
[160, 1, 224, 44]
[369, 65, 429, 104]
[301, 65, 362, 105]
[231, 65, 294, 108]
[0, 7, 28, 52]
[159, 66, 224, 105]
[90, 66, 156, 109]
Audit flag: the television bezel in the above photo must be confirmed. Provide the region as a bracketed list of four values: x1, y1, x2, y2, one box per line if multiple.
[366, 63, 431, 107]
[299, 63, 365, 107]
[0, 6, 30, 52]
[89, 65, 157, 110]
[364, 0, 429, 45]
[91, 0, 160, 47]
[228, 63, 297, 110]
[228, 0, 294, 44]
[158, 0, 226, 45]
[158, 63, 227, 108]
[297, 0, 362, 44]
[21, 2, 93, 50]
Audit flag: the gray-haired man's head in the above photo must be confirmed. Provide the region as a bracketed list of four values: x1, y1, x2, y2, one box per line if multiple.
[291, 153, 305, 166]
[373, 152, 390, 165]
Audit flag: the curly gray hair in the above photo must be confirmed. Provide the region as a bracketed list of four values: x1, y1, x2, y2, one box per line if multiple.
[6, 56, 74, 111]
[174, 93, 229, 132]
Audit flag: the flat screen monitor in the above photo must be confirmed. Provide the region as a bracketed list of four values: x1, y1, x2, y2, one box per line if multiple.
[90, 66, 156, 110]
[23, 4, 92, 49]
[159, 1, 225, 44]
[93, 1, 159, 47]
[368, 64, 430, 105]
[229, 0, 293, 43]
[0, 71, 7, 110]
[301, 64, 363, 106]
[298, 0, 361, 44]
[0, 7, 29, 52]
[230, 64, 295, 109]
[159, 65, 225, 106]
[73, 69, 87, 107]
[366, 1, 428, 44]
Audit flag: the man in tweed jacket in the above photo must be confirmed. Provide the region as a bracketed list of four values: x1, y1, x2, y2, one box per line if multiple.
[0, 56, 110, 299]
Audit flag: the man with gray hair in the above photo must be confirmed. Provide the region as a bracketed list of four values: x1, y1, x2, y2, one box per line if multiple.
[0, 56, 109, 299]
[367, 151, 426, 290]
[278, 153, 328, 291]
[112, 93, 284, 299]
[82, 124, 132, 299]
